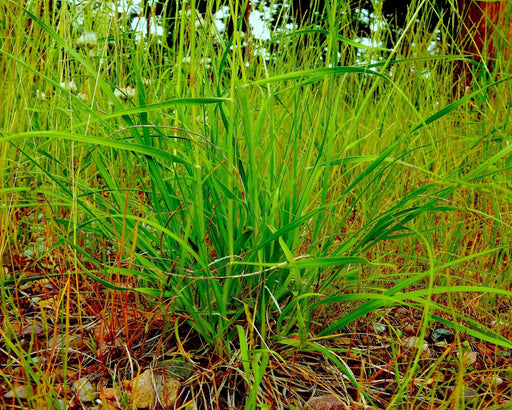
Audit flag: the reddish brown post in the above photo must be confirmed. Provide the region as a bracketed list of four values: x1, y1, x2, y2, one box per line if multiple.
[458, 0, 512, 78]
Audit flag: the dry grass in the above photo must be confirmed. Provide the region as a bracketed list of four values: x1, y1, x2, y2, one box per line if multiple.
[2, 233, 511, 408]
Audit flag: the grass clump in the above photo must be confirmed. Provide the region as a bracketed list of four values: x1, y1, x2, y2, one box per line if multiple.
[1, 0, 511, 408]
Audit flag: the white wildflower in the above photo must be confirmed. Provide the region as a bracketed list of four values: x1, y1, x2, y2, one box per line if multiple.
[60, 80, 78, 94]
[114, 86, 136, 100]
[195, 114, 208, 123]
[182, 9, 205, 28]
[195, 13, 205, 29]
[35, 89, 46, 101]
[77, 31, 98, 49]
[77, 92, 88, 102]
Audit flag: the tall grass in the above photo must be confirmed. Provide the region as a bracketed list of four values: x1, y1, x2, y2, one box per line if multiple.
[1, 0, 511, 408]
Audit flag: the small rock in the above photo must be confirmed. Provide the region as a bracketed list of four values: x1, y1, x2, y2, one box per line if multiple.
[463, 387, 479, 401]
[432, 328, 453, 343]
[307, 394, 349, 410]
[185, 400, 198, 410]
[403, 336, 431, 359]
[396, 307, 409, 315]
[49, 334, 83, 352]
[56, 399, 67, 409]
[131, 369, 180, 408]
[373, 323, 386, 333]
[445, 385, 479, 404]
[403, 324, 416, 335]
[102, 387, 122, 402]
[458, 350, 477, 366]
[72, 377, 95, 403]
[482, 374, 504, 386]
[4, 385, 29, 399]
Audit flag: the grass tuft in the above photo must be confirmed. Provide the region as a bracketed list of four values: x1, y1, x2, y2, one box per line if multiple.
[1, 0, 511, 408]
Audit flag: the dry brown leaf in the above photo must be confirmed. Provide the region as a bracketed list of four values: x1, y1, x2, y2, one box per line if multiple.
[333, 336, 351, 345]
[20, 278, 51, 291]
[475, 343, 494, 356]
[37, 296, 58, 309]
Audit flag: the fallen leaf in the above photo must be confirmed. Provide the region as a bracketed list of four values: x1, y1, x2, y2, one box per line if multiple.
[37, 296, 58, 309]
[475, 343, 494, 356]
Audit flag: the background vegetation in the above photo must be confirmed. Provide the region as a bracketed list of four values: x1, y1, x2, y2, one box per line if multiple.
[1, 0, 511, 408]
